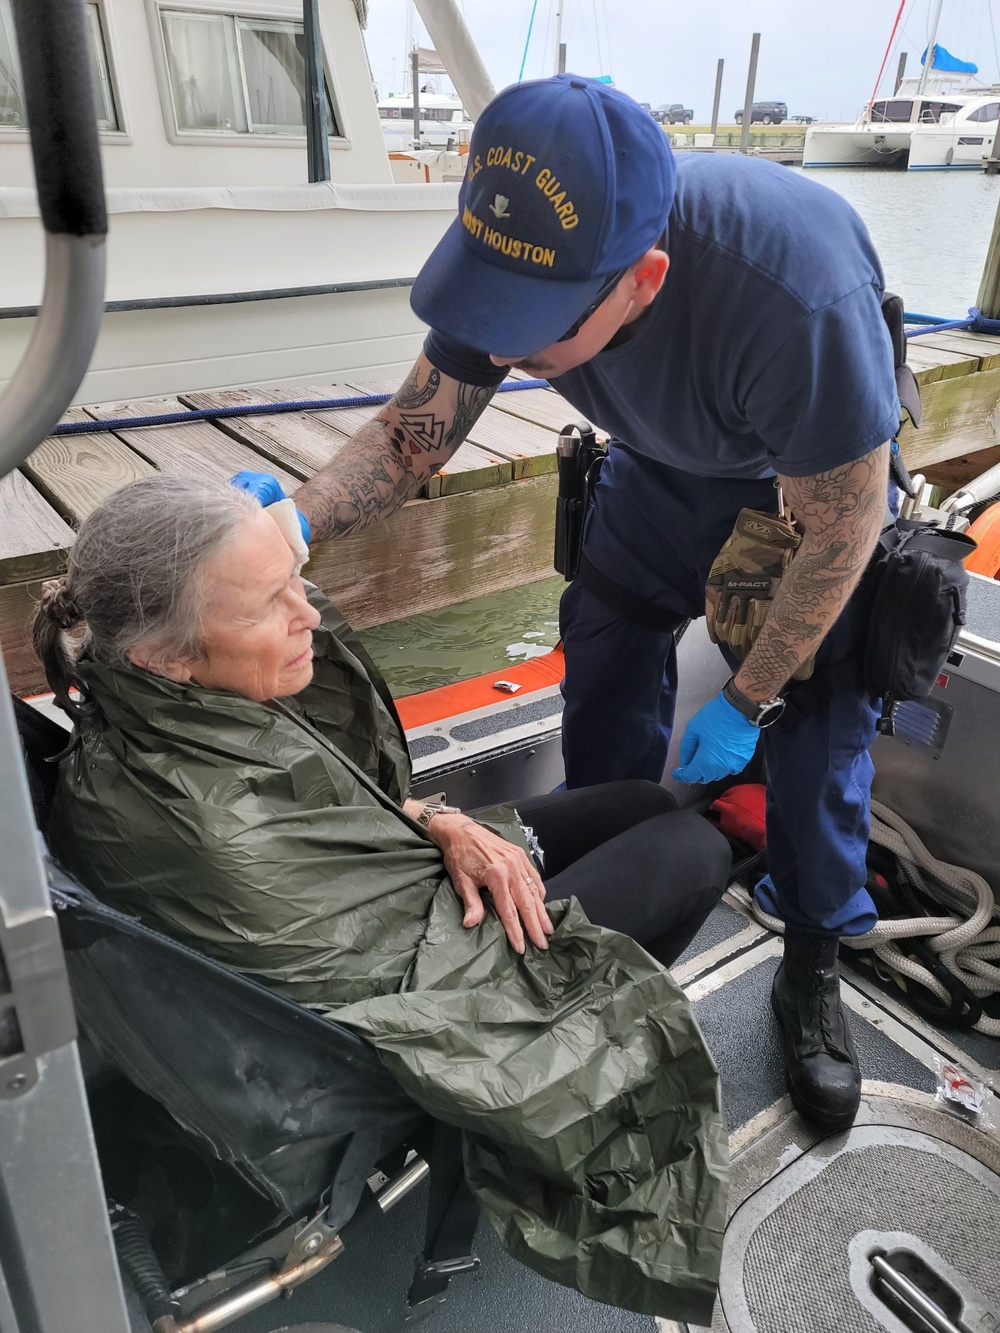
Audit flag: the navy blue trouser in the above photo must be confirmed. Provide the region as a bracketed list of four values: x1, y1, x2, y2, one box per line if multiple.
[559, 445, 879, 937]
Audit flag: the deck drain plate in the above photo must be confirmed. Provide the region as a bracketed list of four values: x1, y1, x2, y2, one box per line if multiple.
[718, 1123, 1000, 1332]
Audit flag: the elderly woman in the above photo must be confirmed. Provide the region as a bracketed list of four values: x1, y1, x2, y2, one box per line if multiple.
[35, 475, 730, 1324]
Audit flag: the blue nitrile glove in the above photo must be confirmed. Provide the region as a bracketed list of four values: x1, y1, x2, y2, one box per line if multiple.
[671, 691, 761, 785]
[230, 470, 311, 544]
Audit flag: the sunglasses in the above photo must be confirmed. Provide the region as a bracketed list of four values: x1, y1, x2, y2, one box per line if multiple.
[555, 267, 629, 343]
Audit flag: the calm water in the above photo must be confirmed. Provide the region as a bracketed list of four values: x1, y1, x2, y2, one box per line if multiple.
[806, 167, 1000, 316]
[360, 168, 1000, 695]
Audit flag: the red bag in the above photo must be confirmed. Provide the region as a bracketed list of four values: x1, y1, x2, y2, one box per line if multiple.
[707, 784, 766, 852]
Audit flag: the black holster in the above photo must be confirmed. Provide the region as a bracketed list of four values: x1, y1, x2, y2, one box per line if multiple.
[554, 422, 607, 581]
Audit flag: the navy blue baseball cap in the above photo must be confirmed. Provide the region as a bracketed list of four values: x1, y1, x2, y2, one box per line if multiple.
[410, 74, 676, 358]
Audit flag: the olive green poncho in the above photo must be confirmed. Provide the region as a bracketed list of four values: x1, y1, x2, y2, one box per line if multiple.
[48, 591, 727, 1324]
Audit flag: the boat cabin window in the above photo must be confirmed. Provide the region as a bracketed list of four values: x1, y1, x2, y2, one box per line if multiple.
[869, 98, 962, 124]
[0, 0, 120, 131]
[160, 8, 340, 138]
[967, 102, 1000, 123]
[870, 99, 914, 122]
[377, 105, 464, 122]
[917, 100, 963, 122]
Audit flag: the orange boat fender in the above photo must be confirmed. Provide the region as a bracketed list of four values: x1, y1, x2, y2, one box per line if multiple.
[965, 501, 1000, 578]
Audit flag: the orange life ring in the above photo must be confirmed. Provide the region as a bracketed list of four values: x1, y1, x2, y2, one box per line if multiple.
[965, 502, 1000, 578]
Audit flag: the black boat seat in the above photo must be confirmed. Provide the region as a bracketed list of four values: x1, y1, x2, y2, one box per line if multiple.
[10, 694, 479, 1318]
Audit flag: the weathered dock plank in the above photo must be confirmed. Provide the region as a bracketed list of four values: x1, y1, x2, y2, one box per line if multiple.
[461, 406, 558, 478]
[22, 409, 156, 526]
[85, 397, 301, 492]
[179, 386, 351, 479]
[295, 382, 385, 436]
[0, 578, 50, 695]
[304, 472, 559, 629]
[914, 331, 1000, 372]
[490, 377, 593, 434]
[898, 364, 1000, 477]
[0, 471, 75, 586]
[906, 341, 979, 384]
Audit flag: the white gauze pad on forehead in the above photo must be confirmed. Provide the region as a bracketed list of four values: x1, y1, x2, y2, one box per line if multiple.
[266, 498, 309, 572]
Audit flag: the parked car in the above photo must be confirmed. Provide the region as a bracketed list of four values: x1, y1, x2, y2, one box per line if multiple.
[654, 103, 694, 125]
[734, 101, 788, 125]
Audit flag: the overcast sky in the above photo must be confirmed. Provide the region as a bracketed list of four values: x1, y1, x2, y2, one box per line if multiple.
[361, 0, 1000, 122]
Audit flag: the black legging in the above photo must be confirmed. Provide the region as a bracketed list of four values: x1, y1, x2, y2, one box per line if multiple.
[515, 781, 732, 968]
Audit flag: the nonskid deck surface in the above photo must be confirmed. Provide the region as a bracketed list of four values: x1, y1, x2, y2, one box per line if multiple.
[228, 890, 1000, 1333]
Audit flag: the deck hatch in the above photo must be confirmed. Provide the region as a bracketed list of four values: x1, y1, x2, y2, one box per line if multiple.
[719, 1125, 1000, 1332]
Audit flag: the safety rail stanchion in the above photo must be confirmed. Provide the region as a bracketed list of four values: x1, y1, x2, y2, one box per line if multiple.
[0, 1, 131, 1329]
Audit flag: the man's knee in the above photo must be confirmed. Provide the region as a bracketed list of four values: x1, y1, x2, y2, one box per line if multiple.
[607, 779, 678, 821]
[645, 809, 732, 895]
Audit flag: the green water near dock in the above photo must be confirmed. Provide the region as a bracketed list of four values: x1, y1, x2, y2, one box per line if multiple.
[358, 576, 564, 695]
[363, 169, 1000, 694]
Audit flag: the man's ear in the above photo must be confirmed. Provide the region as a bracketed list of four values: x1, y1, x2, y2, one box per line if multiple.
[630, 250, 669, 310]
[127, 642, 195, 683]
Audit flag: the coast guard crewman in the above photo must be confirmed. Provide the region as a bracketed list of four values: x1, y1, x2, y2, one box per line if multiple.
[235, 75, 898, 1131]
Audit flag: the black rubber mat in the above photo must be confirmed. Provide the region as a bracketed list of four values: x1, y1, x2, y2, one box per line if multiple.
[676, 900, 756, 969]
[694, 954, 938, 1132]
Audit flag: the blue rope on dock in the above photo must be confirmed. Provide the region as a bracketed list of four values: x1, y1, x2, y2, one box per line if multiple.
[50, 377, 552, 437]
[904, 306, 1000, 337]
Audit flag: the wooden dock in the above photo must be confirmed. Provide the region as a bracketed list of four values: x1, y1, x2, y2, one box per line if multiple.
[3, 329, 1000, 696]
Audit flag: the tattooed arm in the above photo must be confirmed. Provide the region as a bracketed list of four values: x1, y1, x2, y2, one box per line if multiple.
[294, 354, 499, 542]
[733, 442, 890, 702]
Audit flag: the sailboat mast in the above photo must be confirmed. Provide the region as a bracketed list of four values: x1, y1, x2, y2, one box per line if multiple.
[916, 0, 945, 96]
[554, 0, 564, 74]
[405, 4, 414, 92]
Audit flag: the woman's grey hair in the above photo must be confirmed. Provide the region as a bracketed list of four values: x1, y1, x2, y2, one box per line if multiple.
[33, 474, 260, 718]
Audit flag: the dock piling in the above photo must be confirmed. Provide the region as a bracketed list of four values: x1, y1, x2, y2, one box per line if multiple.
[739, 33, 760, 155]
[710, 58, 724, 139]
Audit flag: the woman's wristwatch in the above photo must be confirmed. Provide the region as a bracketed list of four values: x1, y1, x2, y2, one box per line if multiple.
[417, 793, 462, 828]
[722, 676, 786, 728]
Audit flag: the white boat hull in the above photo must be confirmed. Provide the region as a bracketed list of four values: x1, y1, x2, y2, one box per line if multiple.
[803, 124, 911, 168]
[907, 127, 994, 169]
[0, 182, 458, 406]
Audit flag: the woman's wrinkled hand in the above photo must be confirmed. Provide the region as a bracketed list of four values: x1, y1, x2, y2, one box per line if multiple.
[425, 812, 553, 954]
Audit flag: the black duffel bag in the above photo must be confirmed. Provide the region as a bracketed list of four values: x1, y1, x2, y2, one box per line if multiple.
[864, 519, 977, 733]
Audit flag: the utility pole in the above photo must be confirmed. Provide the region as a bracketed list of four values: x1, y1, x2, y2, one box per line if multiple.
[710, 58, 724, 138]
[739, 33, 760, 156]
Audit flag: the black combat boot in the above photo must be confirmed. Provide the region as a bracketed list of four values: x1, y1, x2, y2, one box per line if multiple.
[771, 930, 861, 1131]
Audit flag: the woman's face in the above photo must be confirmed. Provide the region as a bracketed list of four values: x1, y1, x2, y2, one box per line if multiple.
[140, 510, 322, 701]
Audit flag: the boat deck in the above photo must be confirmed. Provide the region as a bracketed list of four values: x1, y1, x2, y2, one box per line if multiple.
[3, 329, 1000, 698]
[225, 887, 1000, 1333]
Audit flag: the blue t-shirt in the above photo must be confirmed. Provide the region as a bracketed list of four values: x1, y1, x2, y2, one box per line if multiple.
[423, 154, 900, 480]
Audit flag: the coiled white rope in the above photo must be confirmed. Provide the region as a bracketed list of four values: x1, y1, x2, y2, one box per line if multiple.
[751, 799, 1000, 1037]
